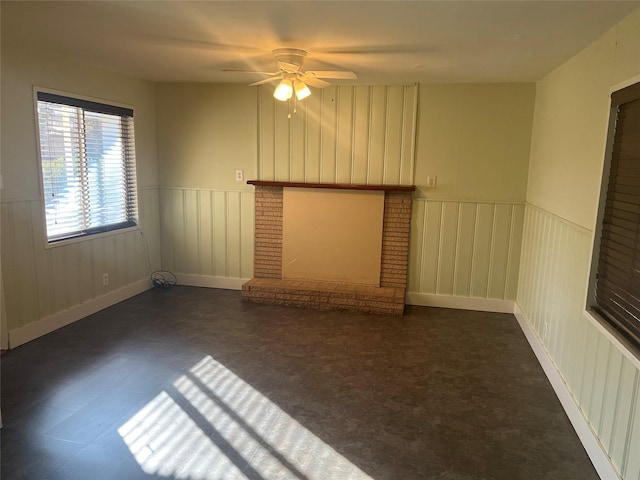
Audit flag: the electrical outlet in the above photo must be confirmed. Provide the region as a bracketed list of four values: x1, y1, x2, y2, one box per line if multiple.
[426, 176, 437, 188]
[543, 321, 548, 340]
[102, 273, 109, 286]
[235, 170, 244, 182]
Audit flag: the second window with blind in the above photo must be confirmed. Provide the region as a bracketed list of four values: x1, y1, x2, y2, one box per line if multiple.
[588, 81, 640, 353]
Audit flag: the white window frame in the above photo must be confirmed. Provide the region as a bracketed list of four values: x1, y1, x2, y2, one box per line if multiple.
[34, 88, 140, 248]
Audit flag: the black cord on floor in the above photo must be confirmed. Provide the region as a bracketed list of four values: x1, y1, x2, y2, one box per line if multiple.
[151, 270, 177, 289]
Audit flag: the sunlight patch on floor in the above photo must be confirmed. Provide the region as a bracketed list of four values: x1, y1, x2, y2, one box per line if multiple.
[118, 390, 244, 479]
[118, 355, 374, 480]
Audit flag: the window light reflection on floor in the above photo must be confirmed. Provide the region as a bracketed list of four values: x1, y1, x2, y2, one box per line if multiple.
[118, 355, 374, 480]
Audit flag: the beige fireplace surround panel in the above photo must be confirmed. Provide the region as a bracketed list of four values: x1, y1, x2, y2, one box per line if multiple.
[282, 188, 384, 286]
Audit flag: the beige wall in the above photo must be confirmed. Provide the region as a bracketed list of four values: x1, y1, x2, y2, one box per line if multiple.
[0, 44, 161, 344]
[518, 8, 640, 479]
[527, 10, 640, 230]
[155, 83, 257, 284]
[156, 83, 258, 191]
[415, 83, 535, 201]
[526, 39, 614, 229]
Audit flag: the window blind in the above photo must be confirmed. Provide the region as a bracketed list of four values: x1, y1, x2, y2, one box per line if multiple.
[594, 82, 640, 349]
[36, 92, 138, 242]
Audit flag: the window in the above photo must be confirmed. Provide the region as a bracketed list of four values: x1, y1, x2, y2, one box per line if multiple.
[589, 82, 640, 352]
[36, 91, 138, 243]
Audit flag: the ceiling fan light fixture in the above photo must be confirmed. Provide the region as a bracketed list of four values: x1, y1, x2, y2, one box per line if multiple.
[273, 79, 293, 101]
[294, 81, 311, 100]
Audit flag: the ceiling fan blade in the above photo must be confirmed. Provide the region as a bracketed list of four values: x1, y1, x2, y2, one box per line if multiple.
[137, 34, 263, 53]
[313, 44, 430, 55]
[302, 77, 331, 89]
[305, 70, 357, 80]
[250, 75, 282, 86]
[222, 69, 278, 75]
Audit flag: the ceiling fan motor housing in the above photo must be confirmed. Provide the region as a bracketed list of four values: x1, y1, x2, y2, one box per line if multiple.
[272, 48, 307, 72]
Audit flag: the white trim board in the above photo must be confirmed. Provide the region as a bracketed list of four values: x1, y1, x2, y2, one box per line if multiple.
[8, 279, 151, 348]
[513, 304, 619, 480]
[176, 274, 249, 291]
[406, 292, 515, 314]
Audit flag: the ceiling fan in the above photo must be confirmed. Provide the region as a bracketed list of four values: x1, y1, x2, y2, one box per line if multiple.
[224, 48, 357, 102]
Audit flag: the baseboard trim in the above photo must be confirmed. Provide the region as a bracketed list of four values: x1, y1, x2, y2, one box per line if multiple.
[513, 304, 619, 480]
[8, 279, 151, 348]
[176, 273, 249, 291]
[405, 292, 515, 314]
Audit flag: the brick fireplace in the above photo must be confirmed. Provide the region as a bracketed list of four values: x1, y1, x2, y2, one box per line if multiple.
[242, 181, 415, 315]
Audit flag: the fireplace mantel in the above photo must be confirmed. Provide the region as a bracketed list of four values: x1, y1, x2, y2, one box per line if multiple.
[247, 180, 416, 192]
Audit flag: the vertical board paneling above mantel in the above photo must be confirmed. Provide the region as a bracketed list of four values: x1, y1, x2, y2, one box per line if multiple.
[258, 84, 418, 185]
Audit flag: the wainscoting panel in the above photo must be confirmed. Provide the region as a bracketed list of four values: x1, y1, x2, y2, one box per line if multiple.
[258, 84, 418, 185]
[1, 187, 161, 341]
[159, 188, 254, 281]
[407, 199, 524, 303]
[517, 203, 640, 479]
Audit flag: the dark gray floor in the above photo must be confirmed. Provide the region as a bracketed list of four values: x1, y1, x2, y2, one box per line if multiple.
[1, 286, 598, 480]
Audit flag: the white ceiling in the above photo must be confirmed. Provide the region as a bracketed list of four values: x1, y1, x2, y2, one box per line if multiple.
[2, 1, 639, 84]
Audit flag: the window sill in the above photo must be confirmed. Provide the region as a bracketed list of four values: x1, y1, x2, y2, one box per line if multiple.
[44, 225, 141, 249]
[583, 308, 640, 371]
